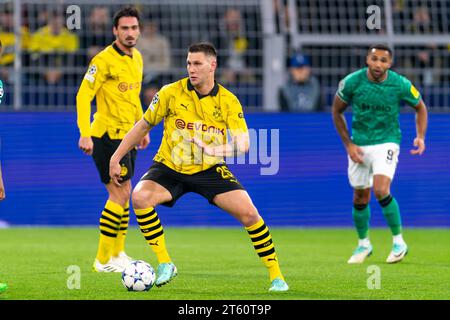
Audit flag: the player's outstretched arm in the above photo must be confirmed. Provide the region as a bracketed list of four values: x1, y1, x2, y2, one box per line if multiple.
[411, 99, 428, 155]
[110, 119, 151, 186]
[331, 95, 364, 163]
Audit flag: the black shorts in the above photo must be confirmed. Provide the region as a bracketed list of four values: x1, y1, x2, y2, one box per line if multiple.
[140, 162, 245, 207]
[92, 133, 137, 184]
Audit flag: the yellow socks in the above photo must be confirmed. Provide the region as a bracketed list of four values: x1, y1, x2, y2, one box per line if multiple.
[246, 218, 284, 282]
[96, 200, 123, 264]
[112, 201, 130, 257]
[135, 207, 171, 263]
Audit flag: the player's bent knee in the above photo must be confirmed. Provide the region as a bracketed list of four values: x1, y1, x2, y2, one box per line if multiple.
[373, 184, 390, 199]
[354, 195, 370, 204]
[131, 190, 152, 209]
[119, 185, 132, 199]
[239, 205, 261, 226]
[107, 184, 131, 207]
[374, 188, 390, 200]
[353, 189, 370, 203]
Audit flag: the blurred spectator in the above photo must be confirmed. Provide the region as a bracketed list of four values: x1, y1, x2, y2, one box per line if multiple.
[278, 53, 322, 112]
[80, 6, 114, 63]
[215, 8, 257, 85]
[0, 8, 30, 83]
[392, 0, 406, 33]
[410, 6, 432, 34]
[405, 6, 441, 86]
[273, 0, 289, 34]
[35, 9, 50, 30]
[136, 21, 171, 81]
[28, 9, 79, 85]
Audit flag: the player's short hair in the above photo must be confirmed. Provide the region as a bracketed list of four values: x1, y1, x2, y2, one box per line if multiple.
[188, 42, 217, 58]
[368, 44, 393, 57]
[113, 6, 140, 28]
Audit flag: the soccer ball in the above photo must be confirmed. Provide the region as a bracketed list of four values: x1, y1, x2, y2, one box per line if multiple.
[121, 260, 156, 292]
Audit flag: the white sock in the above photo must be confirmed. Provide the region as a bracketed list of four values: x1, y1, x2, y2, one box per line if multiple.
[358, 238, 370, 247]
[393, 234, 405, 245]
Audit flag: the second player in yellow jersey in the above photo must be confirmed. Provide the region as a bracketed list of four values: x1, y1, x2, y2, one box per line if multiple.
[76, 41, 143, 139]
[75, 7, 149, 273]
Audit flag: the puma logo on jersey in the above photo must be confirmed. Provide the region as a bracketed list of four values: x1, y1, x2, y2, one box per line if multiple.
[180, 103, 189, 109]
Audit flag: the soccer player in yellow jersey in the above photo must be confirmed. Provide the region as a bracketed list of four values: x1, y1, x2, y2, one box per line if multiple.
[76, 7, 149, 272]
[109, 42, 288, 292]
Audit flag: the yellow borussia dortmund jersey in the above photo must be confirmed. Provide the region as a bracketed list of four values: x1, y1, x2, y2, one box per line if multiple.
[76, 43, 143, 139]
[143, 78, 248, 174]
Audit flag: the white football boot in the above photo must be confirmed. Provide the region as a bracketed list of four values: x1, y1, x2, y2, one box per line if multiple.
[110, 251, 134, 269]
[386, 243, 408, 264]
[92, 258, 124, 273]
[347, 244, 373, 264]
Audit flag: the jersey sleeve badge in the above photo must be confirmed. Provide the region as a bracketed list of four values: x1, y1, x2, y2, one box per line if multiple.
[84, 65, 97, 83]
[148, 92, 159, 112]
[410, 85, 420, 99]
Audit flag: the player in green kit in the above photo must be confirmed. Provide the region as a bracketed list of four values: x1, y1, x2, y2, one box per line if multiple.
[332, 44, 428, 264]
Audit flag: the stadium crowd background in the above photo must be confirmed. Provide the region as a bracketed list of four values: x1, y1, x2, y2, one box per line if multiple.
[1, 0, 450, 111]
[0, 0, 449, 228]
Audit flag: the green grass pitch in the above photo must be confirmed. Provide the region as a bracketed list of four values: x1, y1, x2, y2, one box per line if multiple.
[0, 227, 449, 300]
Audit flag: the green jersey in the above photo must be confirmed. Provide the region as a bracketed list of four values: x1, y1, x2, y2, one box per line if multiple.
[337, 68, 421, 146]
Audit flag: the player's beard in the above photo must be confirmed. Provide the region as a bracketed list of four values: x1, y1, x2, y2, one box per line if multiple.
[120, 38, 137, 49]
[370, 68, 386, 81]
